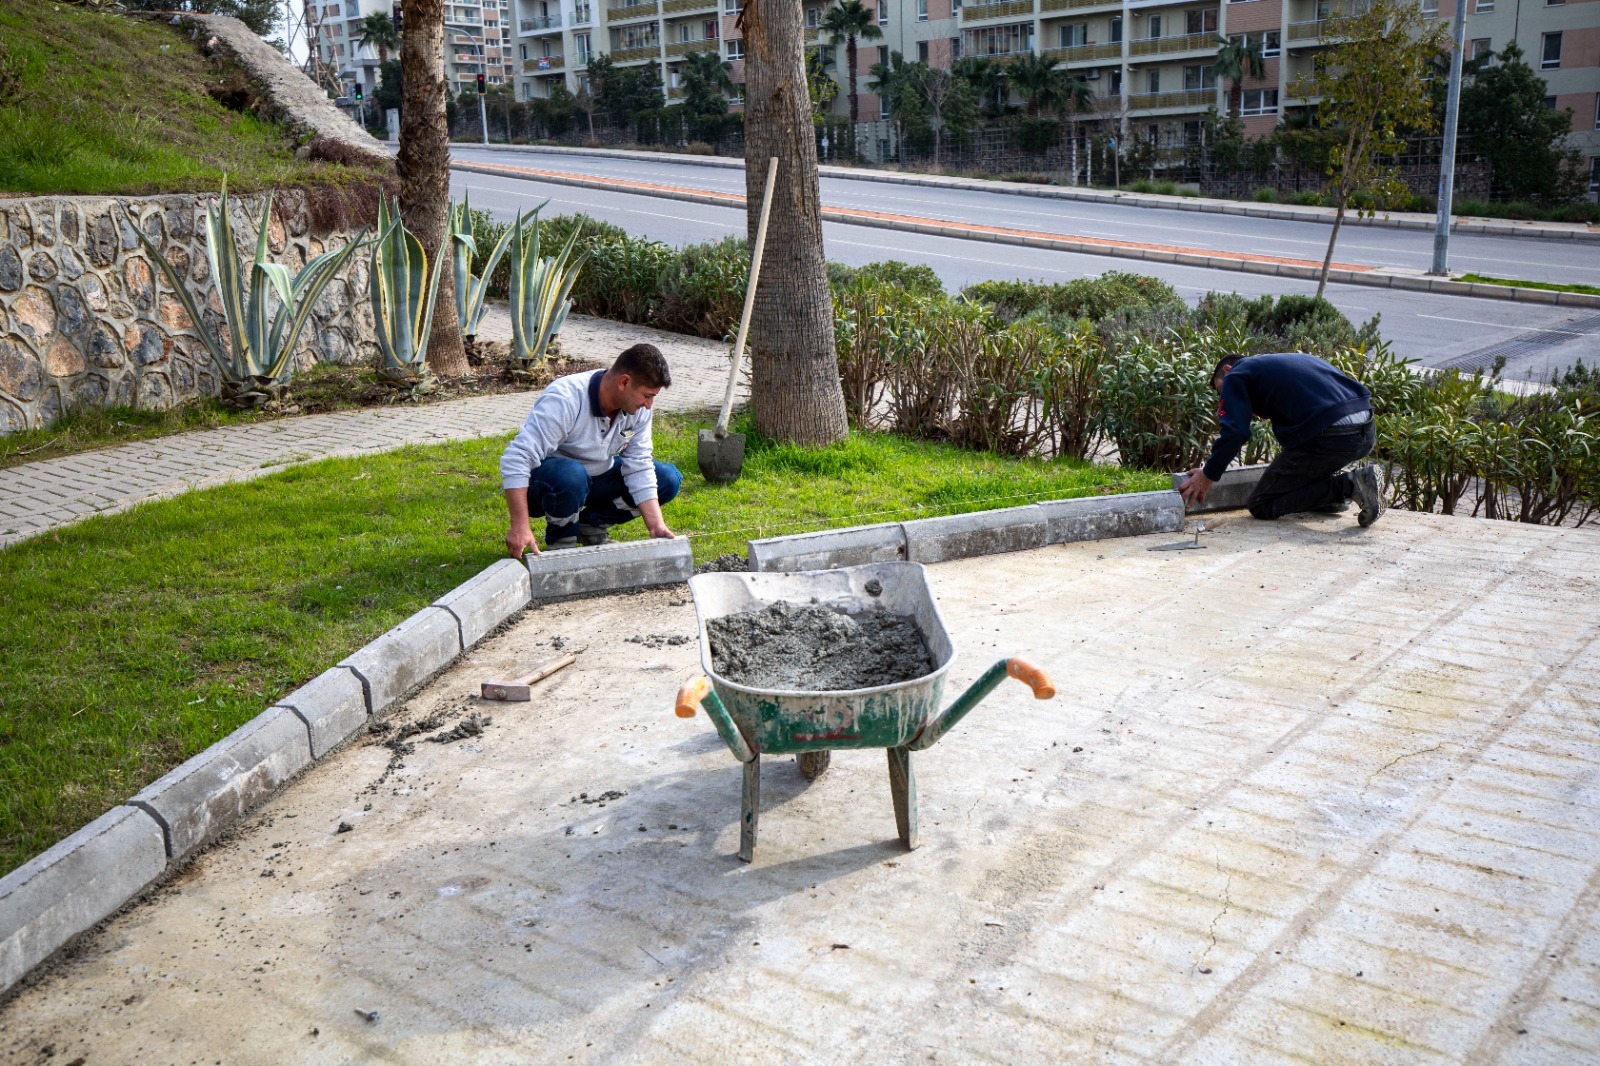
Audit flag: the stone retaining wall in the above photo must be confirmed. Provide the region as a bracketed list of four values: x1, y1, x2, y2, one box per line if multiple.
[0, 192, 377, 433]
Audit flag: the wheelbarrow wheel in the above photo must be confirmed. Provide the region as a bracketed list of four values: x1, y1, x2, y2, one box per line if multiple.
[797, 751, 831, 780]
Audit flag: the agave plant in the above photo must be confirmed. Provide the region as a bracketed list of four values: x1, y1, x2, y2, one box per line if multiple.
[447, 191, 518, 344]
[371, 197, 447, 392]
[130, 179, 367, 408]
[507, 206, 587, 380]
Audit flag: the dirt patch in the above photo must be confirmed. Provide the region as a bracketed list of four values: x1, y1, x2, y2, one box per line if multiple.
[627, 634, 692, 649]
[707, 601, 934, 691]
[260, 353, 606, 417]
[694, 553, 749, 574]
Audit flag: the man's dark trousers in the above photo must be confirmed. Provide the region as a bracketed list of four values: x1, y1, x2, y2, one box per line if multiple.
[1246, 420, 1376, 520]
[526, 456, 682, 540]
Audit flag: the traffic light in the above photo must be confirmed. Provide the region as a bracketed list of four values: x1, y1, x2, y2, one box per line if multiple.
[353, 82, 363, 102]
[391, 2, 402, 35]
[476, 72, 486, 94]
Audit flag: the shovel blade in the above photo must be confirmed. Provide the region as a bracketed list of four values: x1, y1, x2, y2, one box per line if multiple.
[697, 428, 746, 483]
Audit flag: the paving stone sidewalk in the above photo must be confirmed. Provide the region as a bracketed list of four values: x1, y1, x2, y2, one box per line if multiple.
[0, 310, 738, 548]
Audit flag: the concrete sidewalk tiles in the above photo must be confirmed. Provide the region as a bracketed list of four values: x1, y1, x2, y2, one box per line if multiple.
[0, 313, 739, 548]
[1, 510, 1595, 1062]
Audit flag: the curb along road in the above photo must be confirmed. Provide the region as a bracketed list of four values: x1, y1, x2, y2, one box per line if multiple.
[453, 161, 1600, 311]
[453, 142, 1600, 244]
[0, 485, 1210, 996]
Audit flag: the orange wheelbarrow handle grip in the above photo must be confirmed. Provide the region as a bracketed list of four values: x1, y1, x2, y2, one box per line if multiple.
[1006, 658, 1056, 700]
[675, 675, 711, 718]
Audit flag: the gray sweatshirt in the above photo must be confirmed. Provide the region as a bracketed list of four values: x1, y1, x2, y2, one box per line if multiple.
[499, 370, 659, 502]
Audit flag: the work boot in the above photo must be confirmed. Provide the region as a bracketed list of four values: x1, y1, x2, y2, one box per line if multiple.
[578, 522, 612, 546]
[1312, 501, 1351, 515]
[1350, 464, 1385, 528]
[546, 533, 579, 550]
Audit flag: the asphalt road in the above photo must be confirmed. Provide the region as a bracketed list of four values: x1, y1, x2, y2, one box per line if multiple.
[450, 149, 1599, 384]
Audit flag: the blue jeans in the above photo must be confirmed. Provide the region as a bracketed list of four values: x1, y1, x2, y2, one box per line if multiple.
[1247, 420, 1376, 520]
[526, 456, 682, 541]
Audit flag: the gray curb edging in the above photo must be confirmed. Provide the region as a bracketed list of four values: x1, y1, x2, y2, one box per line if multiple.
[0, 483, 1209, 995]
[452, 161, 1600, 308]
[452, 144, 1600, 243]
[1173, 465, 1270, 515]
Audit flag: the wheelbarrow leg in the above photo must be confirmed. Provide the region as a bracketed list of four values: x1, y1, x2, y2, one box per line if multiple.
[887, 746, 918, 850]
[739, 757, 761, 863]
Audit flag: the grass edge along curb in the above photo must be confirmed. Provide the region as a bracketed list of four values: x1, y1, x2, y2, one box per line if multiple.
[0, 484, 1187, 997]
[452, 144, 1600, 243]
[450, 162, 1600, 309]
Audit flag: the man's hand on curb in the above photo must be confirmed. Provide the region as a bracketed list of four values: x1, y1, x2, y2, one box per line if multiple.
[507, 524, 540, 559]
[1179, 469, 1214, 508]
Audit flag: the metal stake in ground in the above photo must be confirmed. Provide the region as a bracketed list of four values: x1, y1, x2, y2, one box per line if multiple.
[698, 156, 779, 484]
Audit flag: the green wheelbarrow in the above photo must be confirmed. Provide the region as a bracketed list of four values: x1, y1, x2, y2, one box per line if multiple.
[673, 562, 1055, 863]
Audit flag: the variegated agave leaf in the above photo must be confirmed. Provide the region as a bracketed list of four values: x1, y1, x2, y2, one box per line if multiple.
[263, 229, 371, 381]
[509, 209, 585, 371]
[371, 198, 447, 387]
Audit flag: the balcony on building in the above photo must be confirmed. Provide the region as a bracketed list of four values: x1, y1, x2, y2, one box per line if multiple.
[610, 23, 661, 62]
[960, 21, 1034, 58]
[523, 53, 566, 71]
[959, 0, 1036, 23]
[662, 0, 717, 13]
[519, 13, 563, 34]
[608, 0, 661, 22]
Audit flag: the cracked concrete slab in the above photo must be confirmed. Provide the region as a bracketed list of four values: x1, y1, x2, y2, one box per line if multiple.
[2, 511, 1598, 1064]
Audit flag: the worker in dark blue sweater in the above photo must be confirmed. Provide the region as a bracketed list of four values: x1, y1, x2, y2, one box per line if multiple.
[1179, 352, 1385, 527]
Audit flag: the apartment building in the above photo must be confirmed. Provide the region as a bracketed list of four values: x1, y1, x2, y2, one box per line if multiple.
[312, 0, 515, 101]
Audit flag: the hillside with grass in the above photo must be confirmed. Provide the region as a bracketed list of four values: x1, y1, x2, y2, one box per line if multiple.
[0, 0, 364, 195]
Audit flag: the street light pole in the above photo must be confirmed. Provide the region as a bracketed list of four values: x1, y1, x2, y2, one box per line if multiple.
[1430, 0, 1468, 276]
[449, 21, 492, 145]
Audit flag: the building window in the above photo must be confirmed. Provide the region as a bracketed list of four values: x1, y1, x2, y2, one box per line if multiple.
[1240, 88, 1278, 115]
[1543, 95, 1558, 110]
[1263, 29, 1280, 56]
[880, 95, 890, 118]
[951, 36, 961, 59]
[1421, 0, 1438, 16]
[726, 38, 743, 59]
[1185, 9, 1217, 33]
[1061, 23, 1087, 47]
[1184, 64, 1216, 90]
[1541, 32, 1561, 68]
[918, 40, 929, 62]
[520, 44, 527, 59]
[1109, 15, 1122, 42]
[1474, 0, 1493, 10]
[1184, 119, 1204, 144]
[964, 22, 1032, 56]
[1109, 68, 1122, 94]
[1471, 37, 1491, 60]
[1146, 69, 1160, 93]
[878, 5, 888, 25]
[574, 2, 591, 21]
[724, 0, 741, 11]
[1594, 93, 1599, 130]
[1591, 157, 1599, 192]
[1148, 14, 1162, 38]
[705, 19, 718, 38]
[917, 0, 928, 20]
[574, 31, 591, 63]
[806, 7, 820, 26]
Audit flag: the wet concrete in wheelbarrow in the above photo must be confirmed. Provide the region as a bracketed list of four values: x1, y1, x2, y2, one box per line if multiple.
[5, 511, 1600, 1065]
[707, 600, 934, 690]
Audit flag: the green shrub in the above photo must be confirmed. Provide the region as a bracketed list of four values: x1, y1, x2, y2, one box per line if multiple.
[962, 272, 1182, 325]
[853, 260, 944, 297]
[1095, 326, 1238, 471]
[1293, 190, 1323, 206]
[572, 233, 678, 325]
[1154, 180, 1178, 196]
[654, 236, 749, 338]
[1193, 293, 1380, 357]
[1128, 178, 1154, 194]
[1253, 187, 1278, 203]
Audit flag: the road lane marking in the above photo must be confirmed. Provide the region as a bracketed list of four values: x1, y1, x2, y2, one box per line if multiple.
[1416, 313, 1593, 336]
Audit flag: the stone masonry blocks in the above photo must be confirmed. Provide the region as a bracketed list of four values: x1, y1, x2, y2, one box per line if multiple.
[339, 606, 463, 715]
[129, 706, 313, 862]
[901, 506, 1048, 564]
[433, 558, 533, 648]
[1036, 491, 1184, 544]
[277, 666, 369, 758]
[526, 537, 693, 600]
[1172, 464, 1269, 514]
[747, 523, 906, 573]
[0, 806, 166, 995]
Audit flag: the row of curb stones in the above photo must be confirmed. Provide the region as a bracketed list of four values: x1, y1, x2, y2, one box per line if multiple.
[0, 481, 1239, 995]
[452, 162, 1600, 310]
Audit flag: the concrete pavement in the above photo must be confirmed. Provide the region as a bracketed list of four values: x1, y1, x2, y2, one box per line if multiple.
[2, 509, 1597, 1063]
[0, 312, 738, 548]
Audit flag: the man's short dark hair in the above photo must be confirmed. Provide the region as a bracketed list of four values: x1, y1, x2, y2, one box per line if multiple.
[611, 343, 671, 389]
[1211, 353, 1248, 388]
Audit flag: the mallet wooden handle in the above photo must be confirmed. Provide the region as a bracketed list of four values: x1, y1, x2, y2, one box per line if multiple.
[1006, 658, 1056, 700]
[520, 653, 577, 685]
[675, 675, 712, 719]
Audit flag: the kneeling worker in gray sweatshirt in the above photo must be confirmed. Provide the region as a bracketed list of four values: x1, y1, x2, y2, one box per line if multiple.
[500, 343, 683, 557]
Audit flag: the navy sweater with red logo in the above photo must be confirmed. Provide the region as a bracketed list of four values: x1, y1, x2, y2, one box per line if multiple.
[1201, 353, 1372, 482]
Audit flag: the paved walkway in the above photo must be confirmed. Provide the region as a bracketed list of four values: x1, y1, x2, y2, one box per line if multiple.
[0, 311, 738, 548]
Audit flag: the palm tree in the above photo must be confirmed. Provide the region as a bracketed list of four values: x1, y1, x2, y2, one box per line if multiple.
[681, 48, 734, 101]
[1008, 52, 1068, 119]
[821, 0, 884, 124]
[1215, 36, 1267, 118]
[353, 11, 401, 65]
[954, 55, 1009, 116]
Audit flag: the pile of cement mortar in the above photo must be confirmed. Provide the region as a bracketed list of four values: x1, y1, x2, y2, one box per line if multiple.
[707, 601, 934, 691]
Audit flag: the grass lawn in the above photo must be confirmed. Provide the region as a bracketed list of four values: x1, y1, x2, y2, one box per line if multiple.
[1457, 274, 1600, 298]
[0, 413, 1165, 873]
[0, 2, 356, 194]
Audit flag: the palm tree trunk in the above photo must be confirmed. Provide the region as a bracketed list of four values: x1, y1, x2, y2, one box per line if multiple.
[742, 0, 848, 445]
[846, 37, 859, 124]
[398, 0, 468, 378]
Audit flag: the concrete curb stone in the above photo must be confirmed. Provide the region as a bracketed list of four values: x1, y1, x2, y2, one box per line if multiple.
[129, 707, 313, 862]
[1037, 491, 1185, 543]
[0, 806, 166, 995]
[1173, 465, 1269, 514]
[433, 558, 533, 648]
[902, 506, 1049, 563]
[747, 523, 907, 573]
[339, 606, 464, 716]
[526, 537, 694, 600]
[277, 666, 369, 759]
